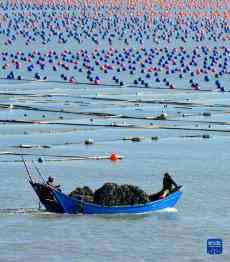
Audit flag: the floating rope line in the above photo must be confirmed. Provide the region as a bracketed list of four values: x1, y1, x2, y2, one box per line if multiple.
[0, 77, 227, 93]
[0, 151, 124, 160]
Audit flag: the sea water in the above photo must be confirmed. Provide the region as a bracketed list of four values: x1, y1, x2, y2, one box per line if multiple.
[0, 1, 229, 261]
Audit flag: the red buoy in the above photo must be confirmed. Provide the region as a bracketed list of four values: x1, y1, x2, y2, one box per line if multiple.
[110, 153, 119, 161]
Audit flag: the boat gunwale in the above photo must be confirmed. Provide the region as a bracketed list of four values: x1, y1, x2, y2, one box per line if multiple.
[52, 186, 182, 209]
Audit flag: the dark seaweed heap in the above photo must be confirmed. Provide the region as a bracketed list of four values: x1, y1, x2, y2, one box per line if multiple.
[69, 183, 150, 206]
[93, 183, 149, 206]
[69, 186, 94, 202]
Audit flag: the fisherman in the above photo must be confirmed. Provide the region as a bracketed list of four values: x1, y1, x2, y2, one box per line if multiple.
[160, 173, 179, 198]
[46, 176, 61, 191]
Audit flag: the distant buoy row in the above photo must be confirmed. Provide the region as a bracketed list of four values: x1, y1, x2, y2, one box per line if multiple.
[1, 0, 229, 48]
[1, 45, 229, 91]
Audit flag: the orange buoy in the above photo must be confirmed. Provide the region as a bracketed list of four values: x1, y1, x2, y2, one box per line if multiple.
[110, 153, 119, 161]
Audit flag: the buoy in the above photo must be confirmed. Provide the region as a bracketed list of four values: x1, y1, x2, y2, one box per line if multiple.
[156, 113, 168, 120]
[131, 137, 142, 142]
[110, 153, 119, 161]
[202, 134, 210, 139]
[38, 157, 43, 163]
[84, 138, 94, 145]
[203, 112, 211, 117]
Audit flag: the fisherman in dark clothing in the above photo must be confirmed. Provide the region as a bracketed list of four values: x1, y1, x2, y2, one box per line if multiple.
[47, 176, 61, 191]
[160, 173, 178, 198]
[149, 173, 180, 201]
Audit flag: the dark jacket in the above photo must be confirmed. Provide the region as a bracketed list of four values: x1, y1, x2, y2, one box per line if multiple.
[163, 174, 178, 192]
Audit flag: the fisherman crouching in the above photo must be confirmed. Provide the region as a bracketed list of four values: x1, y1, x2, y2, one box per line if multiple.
[160, 173, 179, 198]
[46, 176, 61, 191]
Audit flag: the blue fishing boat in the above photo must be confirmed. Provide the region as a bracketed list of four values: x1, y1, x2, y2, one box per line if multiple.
[30, 181, 182, 214]
[24, 159, 182, 215]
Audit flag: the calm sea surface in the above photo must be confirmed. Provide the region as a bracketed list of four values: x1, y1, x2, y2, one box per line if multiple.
[0, 82, 229, 262]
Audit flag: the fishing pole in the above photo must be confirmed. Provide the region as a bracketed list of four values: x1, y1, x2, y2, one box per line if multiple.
[31, 160, 44, 211]
[21, 154, 33, 182]
[32, 160, 47, 184]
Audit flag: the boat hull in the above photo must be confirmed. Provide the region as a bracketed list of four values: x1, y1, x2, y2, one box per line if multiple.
[52, 188, 182, 215]
[30, 182, 64, 213]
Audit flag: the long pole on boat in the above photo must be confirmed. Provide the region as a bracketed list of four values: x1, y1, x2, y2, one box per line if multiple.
[32, 160, 46, 184]
[21, 155, 33, 182]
